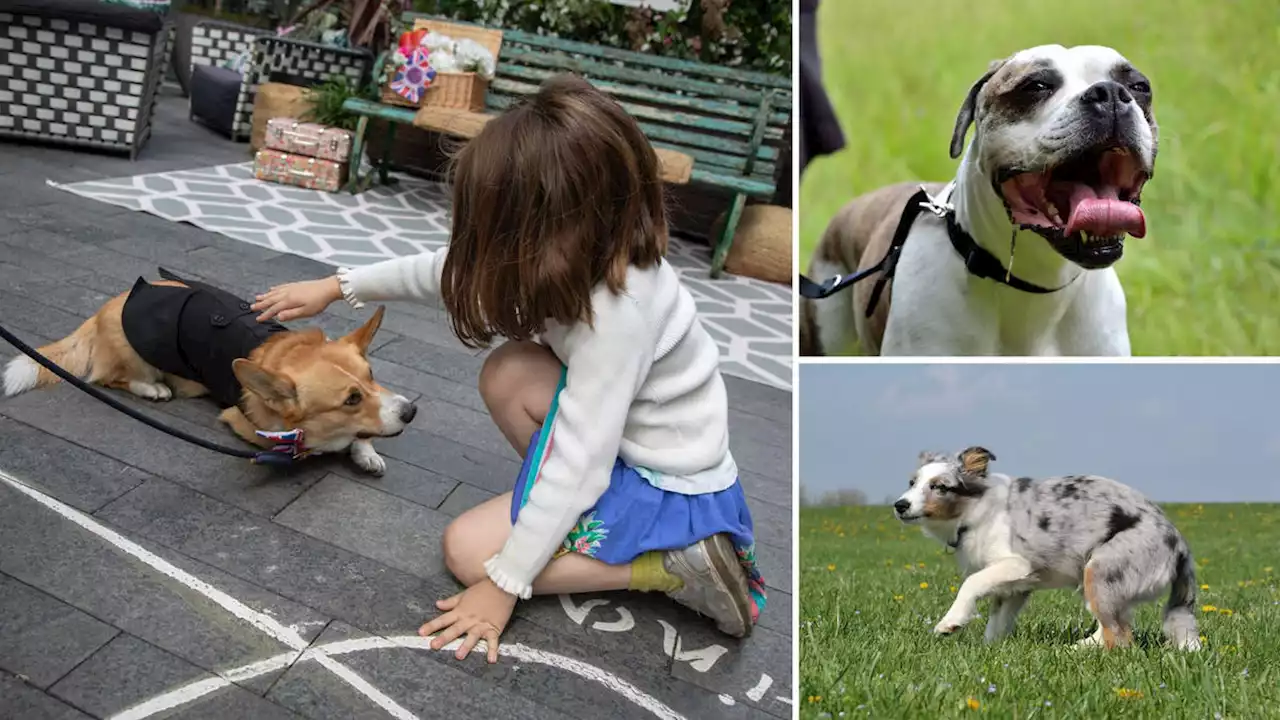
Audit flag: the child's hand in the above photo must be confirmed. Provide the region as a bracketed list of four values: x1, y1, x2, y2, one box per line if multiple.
[418, 579, 517, 664]
[251, 277, 342, 322]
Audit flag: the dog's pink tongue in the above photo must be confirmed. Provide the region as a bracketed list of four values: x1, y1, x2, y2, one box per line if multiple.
[1064, 184, 1146, 239]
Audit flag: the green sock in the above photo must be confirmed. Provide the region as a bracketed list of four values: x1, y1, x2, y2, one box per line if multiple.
[629, 551, 683, 593]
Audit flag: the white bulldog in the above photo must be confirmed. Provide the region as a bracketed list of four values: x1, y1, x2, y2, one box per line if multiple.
[801, 45, 1156, 356]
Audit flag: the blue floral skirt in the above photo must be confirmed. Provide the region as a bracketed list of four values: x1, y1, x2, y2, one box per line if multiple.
[508, 371, 767, 621]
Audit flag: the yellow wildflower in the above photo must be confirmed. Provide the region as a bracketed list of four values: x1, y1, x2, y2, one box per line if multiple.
[966, 697, 981, 710]
[1114, 688, 1144, 699]
[1201, 605, 1217, 613]
[1200, 584, 1209, 590]
[918, 562, 926, 568]
[920, 582, 929, 589]
[808, 695, 822, 704]
[893, 594, 905, 602]
[1219, 608, 1234, 617]
[827, 564, 836, 572]
[950, 586, 958, 593]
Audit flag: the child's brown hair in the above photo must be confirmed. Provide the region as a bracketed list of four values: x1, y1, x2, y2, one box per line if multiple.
[440, 73, 669, 348]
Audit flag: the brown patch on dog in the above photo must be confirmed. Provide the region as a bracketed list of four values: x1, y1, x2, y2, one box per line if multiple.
[960, 446, 995, 477]
[233, 307, 393, 450]
[802, 181, 946, 355]
[923, 493, 964, 521]
[1084, 564, 1132, 649]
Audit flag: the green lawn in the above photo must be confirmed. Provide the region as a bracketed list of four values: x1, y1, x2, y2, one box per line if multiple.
[799, 504, 1280, 719]
[799, 0, 1280, 355]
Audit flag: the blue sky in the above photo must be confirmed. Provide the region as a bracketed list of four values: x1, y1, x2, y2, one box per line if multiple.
[799, 363, 1280, 504]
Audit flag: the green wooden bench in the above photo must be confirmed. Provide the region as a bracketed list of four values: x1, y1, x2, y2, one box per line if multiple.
[347, 15, 791, 278]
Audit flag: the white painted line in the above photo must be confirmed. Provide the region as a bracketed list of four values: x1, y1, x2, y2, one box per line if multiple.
[117, 634, 688, 720]
[745, 674, 773, 703]
[0, 470, 419, 720]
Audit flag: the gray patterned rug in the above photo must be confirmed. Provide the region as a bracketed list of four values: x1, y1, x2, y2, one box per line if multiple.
[51, 163, 792, 389]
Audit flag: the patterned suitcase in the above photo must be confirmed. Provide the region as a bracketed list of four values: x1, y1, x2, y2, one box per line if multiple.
[263, 118, 354, 163]
[253, 149, 348, 192]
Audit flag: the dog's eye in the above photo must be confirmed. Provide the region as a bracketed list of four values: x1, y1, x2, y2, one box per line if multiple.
[933, 483, 950, 494]
[1128, 80, 1151, 94]
[1019, 78, 1055, 94]
[344, 391, 363, 406]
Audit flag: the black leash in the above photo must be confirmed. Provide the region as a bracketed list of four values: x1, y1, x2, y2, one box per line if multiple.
[797, 185, 1068, 313]
[0, 323, 304, 466]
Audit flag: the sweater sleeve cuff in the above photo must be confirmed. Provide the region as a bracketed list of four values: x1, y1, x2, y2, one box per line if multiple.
[483, 554, 534, 600]
[335, 267, 365, 309]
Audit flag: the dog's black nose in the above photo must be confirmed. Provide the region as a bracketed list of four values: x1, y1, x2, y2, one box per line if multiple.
[399, 403, 418, 424]
[1080, 80, 1133, 110]
[893, 499, 911, 515]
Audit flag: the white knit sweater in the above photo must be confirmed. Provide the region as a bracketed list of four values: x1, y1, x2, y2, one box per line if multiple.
[337, 249, 737, 598]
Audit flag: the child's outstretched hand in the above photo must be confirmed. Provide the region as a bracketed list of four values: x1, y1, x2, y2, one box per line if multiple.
[251, 277, 342, 322]
[418, 579, 516, 664]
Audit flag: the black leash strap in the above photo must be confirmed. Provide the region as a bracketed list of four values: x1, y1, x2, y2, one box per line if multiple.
[798, 186, 1067, 310]
[0, 322, 297, 465]
[797, 188, 931, 318]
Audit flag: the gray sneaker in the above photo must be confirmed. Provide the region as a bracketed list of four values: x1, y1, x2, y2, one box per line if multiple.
[663, 533, 753, 638]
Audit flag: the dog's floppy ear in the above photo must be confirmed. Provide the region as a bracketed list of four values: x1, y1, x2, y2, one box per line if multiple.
[232, 359, 297, 403]
[918, 450, 945, 466]
[342, 305, 385, 355]
[950, 58, 1005, 159]
[958, 446, 996, 477]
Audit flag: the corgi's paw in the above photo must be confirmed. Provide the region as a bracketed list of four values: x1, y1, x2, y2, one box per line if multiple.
[128, 381, 173, 401]
[350, 440, 386, 476]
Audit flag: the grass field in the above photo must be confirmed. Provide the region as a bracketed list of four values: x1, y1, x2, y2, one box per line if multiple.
[799, 0, 1280, 355]
[799, 504, 1280, 719]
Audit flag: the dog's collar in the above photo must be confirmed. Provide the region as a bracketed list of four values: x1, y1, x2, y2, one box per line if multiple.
[947, 524, 969, 550]
[925, 185, 1072, 296]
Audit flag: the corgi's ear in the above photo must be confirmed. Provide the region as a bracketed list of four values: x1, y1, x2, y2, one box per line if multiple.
[958, 446, 996, 477]
[232, 359, 296, 403]
[342, 306, 385, 355]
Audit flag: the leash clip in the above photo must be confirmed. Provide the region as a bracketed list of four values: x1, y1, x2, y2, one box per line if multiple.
[918, 184, 953, 218]
[252, 428, 311, 465]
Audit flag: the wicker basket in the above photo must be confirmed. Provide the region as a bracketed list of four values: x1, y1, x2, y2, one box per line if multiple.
[381, 20, 502, 112]
[715, 204, 793, 285]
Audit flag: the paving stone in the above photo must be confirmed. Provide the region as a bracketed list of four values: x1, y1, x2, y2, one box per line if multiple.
[729, 430, 791, 485]
[723, 375, 791, 424]
[738, 469, 793, 510]
[371, 336, 483, 386]
[367, 356, 489, 414]
[0, 574, 120, 689]
[0, 288, 93, 339]
[0, 481, 330, 690]
[728, 407, 791, 450]
[0, 672, 93, 720]
[375, 423, 522, 495]
[669, 622, 793, 718]
[754, 540, 792, 596]
[436, 481, 497, 517]
[97, 475, 460, 637]
[326, 454, 459, 511]
[747, 496, 793, 554]
[267, 622, 563, 720]
[0, 416, 150, 513]
[48, 633, 302, 720]
[275, 475, 449, 580]
[410, 398, 517, 458]
[0, 385, 330, 517]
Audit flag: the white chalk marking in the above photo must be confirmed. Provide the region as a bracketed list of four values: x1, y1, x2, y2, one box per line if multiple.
[718, 694, 735, 705]
[656, 620, 728, 673]
[0, 470, 418, 720]
[592, 606, 635, 633]
[117, 634, 688, 720]
[745, 674, 773, 702]
[775, 695, 794, 705]
[559, 594, 611, 625]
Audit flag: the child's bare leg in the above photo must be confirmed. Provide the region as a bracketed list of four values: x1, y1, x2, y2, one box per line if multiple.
[443, 492, 631, 593]
[479, 340, 562, 458]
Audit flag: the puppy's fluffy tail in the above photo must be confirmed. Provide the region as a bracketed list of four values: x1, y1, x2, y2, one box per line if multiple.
[1163, 548, 1201, 650]
[3, 317, 97, 397]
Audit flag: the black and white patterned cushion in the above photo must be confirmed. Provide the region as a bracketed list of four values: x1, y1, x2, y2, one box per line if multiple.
[0, 7, 167, 158]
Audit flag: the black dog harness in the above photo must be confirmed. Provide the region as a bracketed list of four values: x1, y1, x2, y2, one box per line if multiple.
[797, 185, 1068, 314]
[121, 268, 288, 408]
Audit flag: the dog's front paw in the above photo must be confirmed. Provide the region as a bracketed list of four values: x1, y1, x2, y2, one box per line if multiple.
[934, 615, 970, 636]
[350, 441, 386, 476]
[128, 381, 173, 401]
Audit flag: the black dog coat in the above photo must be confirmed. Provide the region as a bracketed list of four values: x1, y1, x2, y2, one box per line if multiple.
[120, 268, 288, 408]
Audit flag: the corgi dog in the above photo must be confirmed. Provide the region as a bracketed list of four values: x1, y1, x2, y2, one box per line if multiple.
[2, 268, 416, 475]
